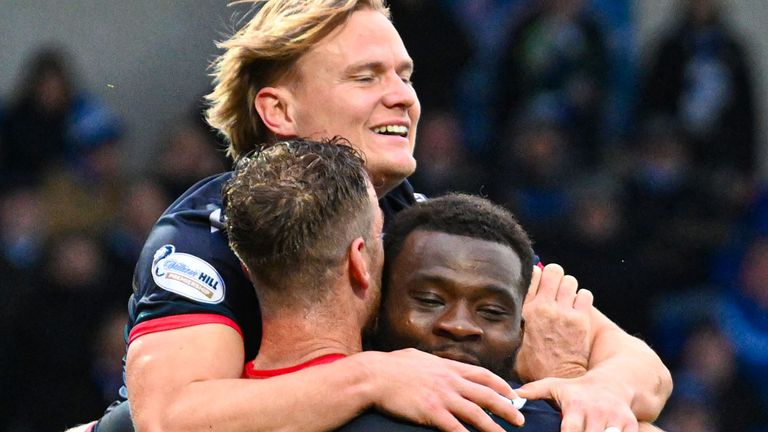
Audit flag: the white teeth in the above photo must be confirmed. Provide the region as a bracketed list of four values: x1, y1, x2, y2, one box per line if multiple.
[373, 125, 408, 136]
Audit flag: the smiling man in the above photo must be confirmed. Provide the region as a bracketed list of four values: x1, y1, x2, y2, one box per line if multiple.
[375, 194, 536, 379]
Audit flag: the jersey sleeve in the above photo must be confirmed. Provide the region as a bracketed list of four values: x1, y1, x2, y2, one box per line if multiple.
[125, 175, 262, 356]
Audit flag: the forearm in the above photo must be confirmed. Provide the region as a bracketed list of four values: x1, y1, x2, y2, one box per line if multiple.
[156, 359, 373, 432]
[587, 309, 673, 421]
[128, 325, 376, 432]
[130, 325, 523, 432]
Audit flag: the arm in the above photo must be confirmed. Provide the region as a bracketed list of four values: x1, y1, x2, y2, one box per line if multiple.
[515, 265, 672, 429]
[580, 300, 673, 421]
[127, 324, 525, 432]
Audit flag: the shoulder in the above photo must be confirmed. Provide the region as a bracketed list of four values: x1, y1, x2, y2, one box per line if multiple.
[129, 172, 256, 329]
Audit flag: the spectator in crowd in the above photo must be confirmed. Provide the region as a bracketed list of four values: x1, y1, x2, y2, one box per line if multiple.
[1, 46, 125, 188]
[717, 237, 768, 411]
[650, 229, 768, 431]
[1, 47, 75, 186]
[495, 0, 609, 167]
[449, 0, 532, 156]
[639, 0, 756, 177]
[657, 322, 766, 432]
[104, 179, 171, 285]
[621, 117, 734, 293]
[490, 117, 575, 251]
[11, 232, 120, 431]
[0, 186, 47, 273]
[152, 120, 227, 199]
[0, 186, 47, 431]
[387, 0, 473, 114]
[40, 107, 125, 237]
[539, 175, 649, 336]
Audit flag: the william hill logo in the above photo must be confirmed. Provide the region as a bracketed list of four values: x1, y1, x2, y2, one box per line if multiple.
[152, 245, 225, 304]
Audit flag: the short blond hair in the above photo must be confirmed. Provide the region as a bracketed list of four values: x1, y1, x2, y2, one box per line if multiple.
[206, 0, 389, 161]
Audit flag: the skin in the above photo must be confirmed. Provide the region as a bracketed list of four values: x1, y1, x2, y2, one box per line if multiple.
[261, 9, 420, 196]
[250, 181, 384, 370]
[517, 265, 670, 432]
[377, 231, 524, 378]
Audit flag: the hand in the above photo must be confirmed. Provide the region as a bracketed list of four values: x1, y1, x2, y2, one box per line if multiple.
[514, 264, 593, 382]
[356, 348, 526, 432]
[517, 374, 639, 432]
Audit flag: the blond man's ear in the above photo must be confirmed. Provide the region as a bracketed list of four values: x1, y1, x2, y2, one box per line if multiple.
[254, 86, 297, 138]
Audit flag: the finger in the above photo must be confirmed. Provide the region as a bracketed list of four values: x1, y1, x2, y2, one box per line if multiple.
[583, 407, 610, 432]
[623, 419, 640, 432]
[426, 407, 472, 432]
[456, 382, 525, 428]
[637, 422, 659, 432]
[602, 423, 635, 432]
[445, 399, 505, 432]
[446, 359, 517, 400]
[555, 275, 579, 307]
[537, 263, 565, 301]
[574, 288, 594, 311]
[561, 408, 586, 432]
[610, 415, 639, 432]
[525, 265, 542, 304]
[515, 378, 559, 402]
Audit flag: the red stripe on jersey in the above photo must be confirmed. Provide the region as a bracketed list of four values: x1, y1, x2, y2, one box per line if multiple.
[244, 353, 347, 379]
[128, 313, 243, 345]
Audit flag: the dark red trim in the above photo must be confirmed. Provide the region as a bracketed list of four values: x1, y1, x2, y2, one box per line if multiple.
[128, 313, 242, 345]
[537, 261, 545, 270]
[244, 353, 347, 379]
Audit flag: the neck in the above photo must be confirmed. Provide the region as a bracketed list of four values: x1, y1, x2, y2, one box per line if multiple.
[251, 308, 363, 370]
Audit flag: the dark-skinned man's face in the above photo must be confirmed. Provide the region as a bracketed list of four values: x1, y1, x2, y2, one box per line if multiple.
[375, 230, 525, 379]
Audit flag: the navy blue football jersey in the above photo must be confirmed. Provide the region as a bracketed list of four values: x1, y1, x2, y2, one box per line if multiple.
[336, 381, 561, 431]
[115, 173, 418, 402]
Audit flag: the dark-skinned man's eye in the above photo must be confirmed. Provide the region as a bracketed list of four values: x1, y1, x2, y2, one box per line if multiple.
[478, 308, 509, 321]
[414, 296, 443, 307]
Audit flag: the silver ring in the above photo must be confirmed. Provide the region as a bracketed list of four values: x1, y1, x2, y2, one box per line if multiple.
[604, 427, 621, 432]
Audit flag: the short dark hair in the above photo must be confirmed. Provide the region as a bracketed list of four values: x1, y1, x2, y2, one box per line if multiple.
[384, 193, 534, 296]
[223, 137, 372, 308]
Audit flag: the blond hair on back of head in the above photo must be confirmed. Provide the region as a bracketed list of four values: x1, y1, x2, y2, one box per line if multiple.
[205, 0, 389, 161]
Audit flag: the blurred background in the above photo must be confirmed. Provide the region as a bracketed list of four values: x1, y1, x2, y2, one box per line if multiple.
[1, 1, 767, 431]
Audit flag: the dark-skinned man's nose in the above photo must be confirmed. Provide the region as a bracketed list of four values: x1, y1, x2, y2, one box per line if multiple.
[435, 303, 483, 340]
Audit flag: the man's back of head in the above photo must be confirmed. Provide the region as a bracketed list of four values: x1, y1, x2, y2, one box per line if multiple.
[223, 137, 385, 371]
[223, 137, 378, 312]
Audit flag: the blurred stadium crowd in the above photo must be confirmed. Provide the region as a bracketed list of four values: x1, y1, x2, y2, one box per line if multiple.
[1, 0, 767, 431]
